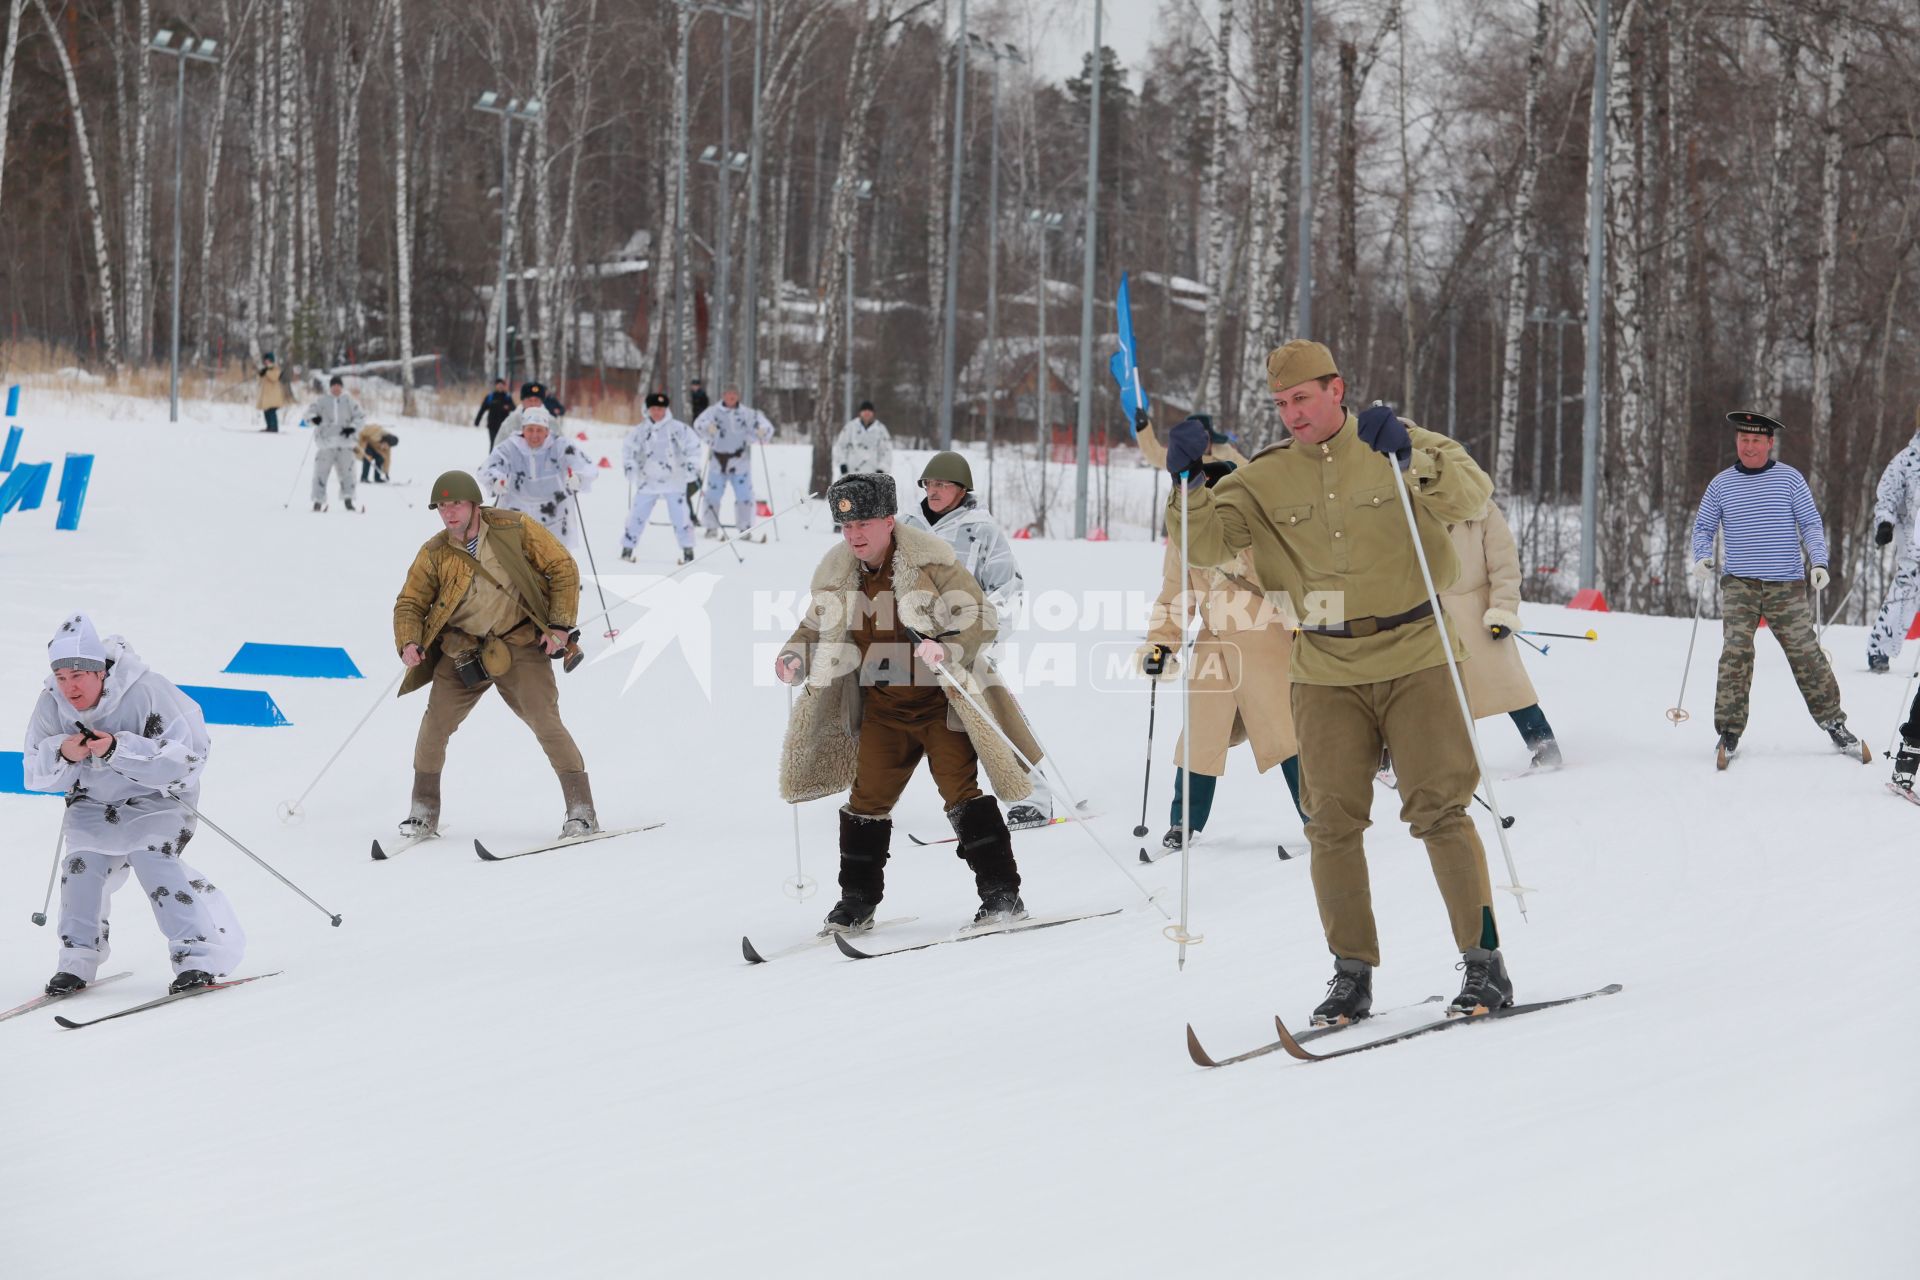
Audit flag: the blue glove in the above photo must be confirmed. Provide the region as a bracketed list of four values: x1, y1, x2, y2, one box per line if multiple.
[1357, 403, 1411, 470]
[1165, 415, 1210, 480]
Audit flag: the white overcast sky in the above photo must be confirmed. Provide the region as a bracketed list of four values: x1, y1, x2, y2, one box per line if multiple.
[1024, 0, 1159, 86]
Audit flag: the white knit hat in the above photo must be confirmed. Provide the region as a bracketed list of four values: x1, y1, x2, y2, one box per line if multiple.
[521, 404, 553, 429]
[48, 613, 107, 672]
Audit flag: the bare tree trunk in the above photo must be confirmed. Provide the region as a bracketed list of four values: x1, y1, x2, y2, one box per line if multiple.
[246, 18, 269, 359]
[925, 0, 949, 395]
[1748, 11, 1799, 410]
[1602, 0, 1650, 610]
[1807, 18, 1850, 509]
[1397, 3, 1416, 413]
[195, 0, 253, 368]
[1196, 0, 1233, 416]
[276, 0, 298, 348]
[118, 0, 154, 361]
[1659, 3, 1701, 606]
[1493, 0, 1550, 493]
[811, 0, 894, 493]
[390, 0, 415, 413]
[1231, 0, 1299, 446]
[0, 0, 26, 224]
[330, 1, 383, 360]
[33, 0, 120, 371]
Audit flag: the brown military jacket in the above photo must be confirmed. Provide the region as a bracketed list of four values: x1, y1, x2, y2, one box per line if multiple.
[1165, 412, 1492, 686]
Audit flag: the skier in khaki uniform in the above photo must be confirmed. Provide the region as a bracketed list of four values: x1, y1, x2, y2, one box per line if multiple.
[1133, 422, 1304, 855]
[774, 472, 1041, 936]
[1163, 339, 1509, 1025]
[391, 470, 597, 841]
[1440, 500, 1562, 769]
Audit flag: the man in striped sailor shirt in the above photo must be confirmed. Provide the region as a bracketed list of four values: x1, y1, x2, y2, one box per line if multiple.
[1690, 410, 1869, 769]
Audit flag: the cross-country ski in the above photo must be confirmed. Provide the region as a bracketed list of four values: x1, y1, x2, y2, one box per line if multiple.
[473, 823, 663, 862]
[52, 972, 283, 1030]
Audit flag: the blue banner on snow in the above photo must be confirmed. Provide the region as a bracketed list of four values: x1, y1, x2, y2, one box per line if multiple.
[0, 751, 60, 797]
[178, 685, 292, 727]
[222, 642, 364, 679]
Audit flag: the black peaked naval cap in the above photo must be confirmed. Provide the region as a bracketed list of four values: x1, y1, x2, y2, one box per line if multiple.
[645, 392, 670, 409]
[1726, 410, 1783, 435]
[520, 381, 546, 399]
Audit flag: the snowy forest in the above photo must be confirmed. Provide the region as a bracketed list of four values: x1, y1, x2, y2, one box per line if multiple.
[1, 0, 1919, 615]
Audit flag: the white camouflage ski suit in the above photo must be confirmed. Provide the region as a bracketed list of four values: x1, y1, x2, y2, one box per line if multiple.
[621, 414, 703, 552]
[308, 390, 367, 505]
[1870, 428, 1920, 663]
[25, 637, 245, 982]
[480, 433, 600, 550]
[831, 417, 893, 476]
[693, 402, 775, 532]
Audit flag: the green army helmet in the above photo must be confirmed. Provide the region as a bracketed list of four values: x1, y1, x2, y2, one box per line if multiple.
[919, 450, 974, 492]
[428, 470, 485, 508]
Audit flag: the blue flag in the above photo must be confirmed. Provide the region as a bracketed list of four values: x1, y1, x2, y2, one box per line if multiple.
[1109, 271, 1150, 437]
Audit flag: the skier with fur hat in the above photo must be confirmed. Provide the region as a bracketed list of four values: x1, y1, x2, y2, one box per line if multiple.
[774, 471, 1043, 935]
[480, 403, 598, 550]
[25, 614, 246, 997]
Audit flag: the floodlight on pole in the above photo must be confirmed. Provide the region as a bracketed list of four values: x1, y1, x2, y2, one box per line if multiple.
[969, 35, 1024, 511]
[833, 177, 875, 422]
[474, 91, 543, 385]
[1029, 209, 1065, 535]
[149, 25, 221, 425]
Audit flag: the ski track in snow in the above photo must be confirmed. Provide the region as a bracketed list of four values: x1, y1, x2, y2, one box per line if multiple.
[0, 387, 1915, 1278]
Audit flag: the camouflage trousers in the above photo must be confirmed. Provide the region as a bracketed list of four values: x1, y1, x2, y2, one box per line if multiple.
[1715, 575, 1844, 737]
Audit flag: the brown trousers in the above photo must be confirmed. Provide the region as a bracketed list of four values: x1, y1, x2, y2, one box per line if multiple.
[412, 635, 585, 775]
[847, 697, 984, 817]
[1292, 663, 1495, 967]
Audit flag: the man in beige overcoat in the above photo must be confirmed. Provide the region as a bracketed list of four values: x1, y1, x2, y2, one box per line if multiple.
[1439, 500, 1562, 768]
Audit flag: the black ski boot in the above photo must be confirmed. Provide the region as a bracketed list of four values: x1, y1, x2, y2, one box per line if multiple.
[822, 807, 890, 935]
[1869, 653, 1891, 674]
[680, 546, 695, 564]
[1449, 947, 1514, 1016]
[1005, 802, 1051, 830]
[1160, 826, 1199, 853]
[169, 970, 215, 995]
[1311, 957, 1373, 1027]
[345, 498, 357, 512]
[1715, 731, 1739, 771]
[1892, 738, 1919, 792]
[1821, 718, 1870, 763]
[1529, 737, 1564, 769]
[948, 795, 1025, 926]
[619, 547, 635, 563]
[972, 885, 1027, 928]
[820, 895, 878, 935]
[44, 972, 86, 997]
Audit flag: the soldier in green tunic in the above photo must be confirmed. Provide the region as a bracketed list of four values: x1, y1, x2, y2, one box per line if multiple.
[1163, 340, 1511, 1024]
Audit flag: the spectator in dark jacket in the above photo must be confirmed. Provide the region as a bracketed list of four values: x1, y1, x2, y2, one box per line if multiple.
[475, 378, 515, 446]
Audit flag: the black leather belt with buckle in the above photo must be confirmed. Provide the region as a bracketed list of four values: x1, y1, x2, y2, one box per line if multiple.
[1299, 600, 1434, 639]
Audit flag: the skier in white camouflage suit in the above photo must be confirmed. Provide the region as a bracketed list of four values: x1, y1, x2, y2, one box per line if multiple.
[480, 404, 598, 550]
[1867, 406, 1920, 672]
[620, 392, 703, 564]
[692, 386, 775, 540]
[831, 401, 893, 476]
[308, 375, 366, 512]
[25, 614, 246, 998]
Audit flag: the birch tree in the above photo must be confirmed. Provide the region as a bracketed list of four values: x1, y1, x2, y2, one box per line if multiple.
[1332, 4, 1396, 361]
[32, 0, 120, 371]
[116, 0, 155, 360]
[1230, 0, 1300, 445]
[1493, 0, 1552, 496]
[0, 0, 25, 224]
[1806, 18, 1851, 507]
[391, 0, 415, 413]
[1748, 9, 1799, 412]
[1600, 0, 1649, 608]
[1195, 0, 1233, 416]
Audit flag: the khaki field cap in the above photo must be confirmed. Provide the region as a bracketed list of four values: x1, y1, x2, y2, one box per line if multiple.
[1266, 339, 1339, 392]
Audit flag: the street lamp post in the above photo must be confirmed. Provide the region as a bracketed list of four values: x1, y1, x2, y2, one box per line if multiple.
[1297, 0, 1313, 337]
[698, 144, 749, 389]
[671, 0, 753, 402]
[969, 36, 1024, 512]
[149, 28, 219, 424]
[474, 91, 543, 385]
[1028, 210, 1064, 534]
[742, 0, 765, 403]
[1581, 0, 1609, 592]
[937, 0, 970, 449]
[1074, 0, 1103, 538]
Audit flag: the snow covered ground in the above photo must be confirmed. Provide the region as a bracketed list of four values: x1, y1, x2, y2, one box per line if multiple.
[1, 384, 1915, 1278]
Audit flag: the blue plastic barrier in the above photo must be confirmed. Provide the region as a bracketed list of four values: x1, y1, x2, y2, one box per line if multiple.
[0, 424, 19, 471]
[178, 685, 291, 727]
[4, 384, 17, 416]
[17, 460, 51, 510]
[0, 751, 59, 797]
[223, 642, 363, 679]
[0, 461, 44, 518]
[56, 454, 94, 531]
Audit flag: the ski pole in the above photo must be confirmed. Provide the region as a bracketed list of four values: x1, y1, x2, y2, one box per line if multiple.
[782, 683, 816, 901]
[1889, 644, 1920, 761]
[569, 483, 620, 640]
[31, 827, 61, 926]
[1473, 792, 1515, 828]
[1519, 629, 1597, 641]
[277, 669, 405, 823]
[1384, 438, 1533, 917]
[1514, 632, 1549, 656]
[1132, 677, 1159, 838]
[577, 492, 815, 634]
[279, 426, 316, 508]
[1667, 575, 1708, 726]
[1172, 471, 1200, 966]
[1814, 580, 1856, 646]
[172, 793, 344, 926]
[909, 630, 1168, 922]
[757, 440, 782, 541]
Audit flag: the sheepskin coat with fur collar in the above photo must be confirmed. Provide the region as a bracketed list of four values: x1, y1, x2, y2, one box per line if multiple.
[778, 522, 1042, 805]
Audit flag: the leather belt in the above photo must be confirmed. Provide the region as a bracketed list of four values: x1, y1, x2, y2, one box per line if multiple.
[1298, 600, 1434, 639]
